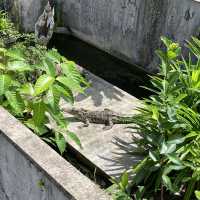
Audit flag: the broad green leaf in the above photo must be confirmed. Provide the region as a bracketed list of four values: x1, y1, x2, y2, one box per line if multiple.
[61, 61, 88, 85]
[167, 50, 177, 59]
[167, 154, 182, 166]
[56, 76, 84, 93]
[46, 86, 61, 111]
[54, 83, 74, 104]
[20, 83, 34, 96]
[46, 49, 62, 63]
[151, 106, 159, 121]
[67, 131, 82, 148]
[149, 150, 159, 162]
[6, 48, 25, 61]
[60, 61, 77, 77]
[166, 144, 176, 154]
[168, 134, 185, 144]
[195, 191, 200, 200]
[160, 141, 168, 154]
[61, 61, 89, 86]
[120, 172, 129, 190]
[160, 141, 176, 154]
[33, 101, 46, 126]
[55, 132, 66, 154]
[25, 119, 48, 136]
[163, 164, 185, 175]
[0, 63, 5, 70]
[192, 69, 200, 82]
[42, 58, 56, 77]
[34, 74, 55, 96]
[0, 74, 12, 96]
[48, 109, 68, 129]
[5, 91, 25, 116]
[7, 61, 32, 72]
[167, 106, 176, 122]
[162, 175, 174, 192]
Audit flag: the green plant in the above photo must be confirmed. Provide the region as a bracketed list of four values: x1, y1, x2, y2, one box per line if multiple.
[0, 46, 88, 154]
[0, 11, 89, 154]
[114, 36, 200, 199]
[107, 172, 132, 200]
[0, 11, 20, 47]
[0, 11, 14, 32]
[0, 11, 36, 48]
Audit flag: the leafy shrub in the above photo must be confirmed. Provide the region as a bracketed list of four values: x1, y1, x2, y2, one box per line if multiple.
[113, 37, 200, 200]
[107, 172, 132, 200]
[0, 11, 20, 46]
[0, 12, 88, 154]
[0, 11, 36, 48]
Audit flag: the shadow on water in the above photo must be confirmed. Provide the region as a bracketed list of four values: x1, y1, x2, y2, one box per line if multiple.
[49, 33, 152, 99]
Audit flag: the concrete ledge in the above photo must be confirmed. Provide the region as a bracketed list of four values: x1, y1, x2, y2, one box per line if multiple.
[0, 107, 110, 200]
[60, 66, 141, 180]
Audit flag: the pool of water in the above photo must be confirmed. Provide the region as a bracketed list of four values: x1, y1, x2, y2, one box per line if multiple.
[49, 33, 152, 99]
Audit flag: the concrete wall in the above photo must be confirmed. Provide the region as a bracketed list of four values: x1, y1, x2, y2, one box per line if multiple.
[3, 0, 200, 72]
[0, 107, 110, 200]
[3, 0, 47, 31]
[0, 134, 73, 200]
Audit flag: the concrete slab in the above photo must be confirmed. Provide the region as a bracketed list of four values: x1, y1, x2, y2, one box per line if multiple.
[61, 67, 142, 179]
[0, 107, 111, 200]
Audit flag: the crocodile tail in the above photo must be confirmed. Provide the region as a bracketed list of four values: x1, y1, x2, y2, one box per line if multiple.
[115, 117, 135, 124]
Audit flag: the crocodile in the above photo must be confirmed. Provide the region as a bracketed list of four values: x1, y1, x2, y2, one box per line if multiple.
[63, 108, 134, 130]
[35, 0, 55, 46]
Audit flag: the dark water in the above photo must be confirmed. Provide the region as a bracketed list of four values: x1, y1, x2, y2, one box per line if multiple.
[49, 34, 152, 99]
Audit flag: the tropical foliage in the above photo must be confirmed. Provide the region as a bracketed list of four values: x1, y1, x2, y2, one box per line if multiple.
[112, 37, 200, 200]
[0, 12, 88, 154]
[0, 11, 21, 46]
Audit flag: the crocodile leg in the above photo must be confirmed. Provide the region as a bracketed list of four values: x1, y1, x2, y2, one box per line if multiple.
[103, 119, 113, 130]
[83, 118, 90, 127]
[78, 118, 90, 129]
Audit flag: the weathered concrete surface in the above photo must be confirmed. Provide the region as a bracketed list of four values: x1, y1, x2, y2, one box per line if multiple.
[60, 0, 166, 72]
[58, 0, 200, 72]
[3, 0, 200, 72]
[3, 0, 47, 31]
[0, 107, 111, 200]
[60, 67, 142, 179]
